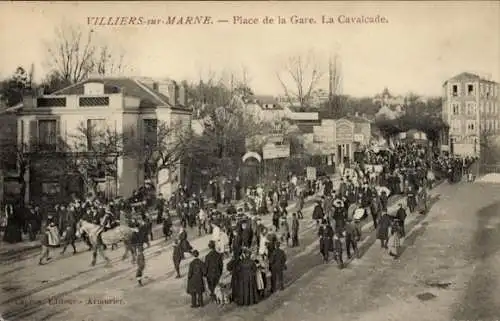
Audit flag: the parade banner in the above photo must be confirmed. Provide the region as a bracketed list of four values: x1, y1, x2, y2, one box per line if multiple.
[262, 143, 290, 160]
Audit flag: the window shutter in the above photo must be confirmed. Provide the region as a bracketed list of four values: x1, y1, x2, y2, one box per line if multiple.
[55, 120, 61, 151]
[29, 120, 38, 152]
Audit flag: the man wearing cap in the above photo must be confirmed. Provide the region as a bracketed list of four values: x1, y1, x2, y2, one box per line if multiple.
[187, 249, 206, 308]
[204, 240, 223, 300]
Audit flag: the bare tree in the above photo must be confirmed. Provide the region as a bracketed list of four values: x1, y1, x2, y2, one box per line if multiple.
[276, 50, 325, 108]
[68, 121, 124, 196]
[45, 23, 127, 86]
[127, 120, 191, 184]
[479, 126, 500, 165]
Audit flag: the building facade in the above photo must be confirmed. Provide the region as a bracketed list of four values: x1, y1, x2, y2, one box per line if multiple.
[442, 72, 499, 157]
[305, 115, 371, 166]
[14, 77, 191, 205]
[244, 95, 285, 123]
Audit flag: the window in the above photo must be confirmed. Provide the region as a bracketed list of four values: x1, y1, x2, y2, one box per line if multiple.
[451, 119, 461, 133]
[467, 121, 475, 132]
[466, 102, 476, 115]
[479, 102, 484, 113]
[86, 119, 106, 150]
[451, 103, 460, 115]
[38, 120, 57, 151]
[143, 119, 158, 147]
[467, 84, 474, 95]
[452, 84, 458, 96]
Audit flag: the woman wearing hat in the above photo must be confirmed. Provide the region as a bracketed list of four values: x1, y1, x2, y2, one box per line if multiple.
[235, 248, 259, 306]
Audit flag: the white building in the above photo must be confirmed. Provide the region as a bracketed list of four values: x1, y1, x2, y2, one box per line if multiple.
[13, 77, 192, 205]
[442, 72, 500, 157]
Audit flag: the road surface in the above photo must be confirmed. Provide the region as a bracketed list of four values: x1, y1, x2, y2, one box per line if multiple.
[3, 180, 497, 321]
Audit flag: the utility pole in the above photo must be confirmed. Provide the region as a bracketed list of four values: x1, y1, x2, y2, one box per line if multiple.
[328, 56, 333, 116]
[328, 53, 342, 118]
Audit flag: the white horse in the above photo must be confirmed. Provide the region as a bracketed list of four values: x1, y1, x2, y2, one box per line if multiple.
[76, 219, 138, 266]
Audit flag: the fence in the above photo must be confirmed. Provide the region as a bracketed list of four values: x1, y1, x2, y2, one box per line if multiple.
[478, 163, 500, 175]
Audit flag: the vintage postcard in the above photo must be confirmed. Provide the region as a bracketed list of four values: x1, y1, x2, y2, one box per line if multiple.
[0, 1, 499, 321]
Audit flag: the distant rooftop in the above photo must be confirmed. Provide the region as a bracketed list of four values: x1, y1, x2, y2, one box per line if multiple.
[443, 72, 498, 86]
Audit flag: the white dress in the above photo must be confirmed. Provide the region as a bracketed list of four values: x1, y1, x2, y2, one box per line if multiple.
[218, 231, 229, 253]
[258, 235, 268, 257]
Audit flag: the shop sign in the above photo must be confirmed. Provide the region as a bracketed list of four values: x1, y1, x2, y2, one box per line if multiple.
[336, 120, 354, 142]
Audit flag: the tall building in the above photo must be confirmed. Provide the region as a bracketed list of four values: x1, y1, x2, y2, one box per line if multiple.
[442, 72, 499, 157]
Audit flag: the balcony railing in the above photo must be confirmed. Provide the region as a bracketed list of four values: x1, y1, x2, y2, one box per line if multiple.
[79, 96, 110, 107]
[37, 97, 66, 107]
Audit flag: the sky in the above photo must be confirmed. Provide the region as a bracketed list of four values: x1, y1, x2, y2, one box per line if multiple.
[0, 1, 499, 98]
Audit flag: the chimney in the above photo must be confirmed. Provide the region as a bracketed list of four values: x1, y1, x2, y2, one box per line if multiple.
[167, 81, 177, 106]
[178, 84, 186, 106]
[22, 92, 37, 109]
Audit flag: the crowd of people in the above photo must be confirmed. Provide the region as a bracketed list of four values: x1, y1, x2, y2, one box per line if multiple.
[0, 138, 480, 310]
[175, 141, 478, 309]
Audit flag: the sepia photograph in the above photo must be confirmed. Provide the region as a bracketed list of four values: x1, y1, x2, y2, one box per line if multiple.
[0, 1, 499, 321]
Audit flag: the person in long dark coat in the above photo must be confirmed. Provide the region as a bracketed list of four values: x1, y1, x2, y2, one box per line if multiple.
[204, 240, 223, 300]
[227, 256, 241, 303]
[172, 240, 183, 278]
[3, 204, 22, 243]
[291, 213, 299, 247]
[235, 249, 259, 305]
[318, 220, 333, 262]
[269, 242, 287, 293]
[240, 222, 253, 248]
[163, 212, 173, 240]
[60, 208, 77, 255]
[187, 250, 205, 308]
[178, 227, 192, 258]
[395, 204, 407, 237]
[232, 230, 243, 259]
[377, 211, 392, 249]
[272, 207, 280, 232]
[312, 201, 324, 227]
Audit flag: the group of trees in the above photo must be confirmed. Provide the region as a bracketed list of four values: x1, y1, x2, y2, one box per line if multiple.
[2, 22, 482, 202]
[0, 23, 127, 109]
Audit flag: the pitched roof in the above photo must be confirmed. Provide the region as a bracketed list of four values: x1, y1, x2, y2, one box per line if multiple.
[51, 77, 174, 108]
[249, 95, 284, 110]
[342, 115, 371, 123]
[443, 72, 497, 86]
